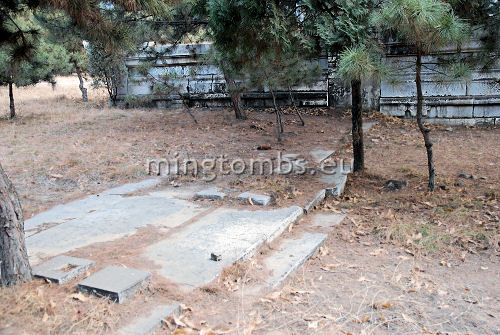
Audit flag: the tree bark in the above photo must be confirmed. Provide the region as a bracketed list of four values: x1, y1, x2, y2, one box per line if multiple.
[270, 90, 283, 142]
[416, 49, 435, 191]
[288, 86, 305, 126]
[0, 162, 32, 286]
[224, 75, 247, 120]
[75, 65, 88, 102]
[351, 79, 364, 172]
[8, 82, 15, 119]
[50, 75, 57, 91]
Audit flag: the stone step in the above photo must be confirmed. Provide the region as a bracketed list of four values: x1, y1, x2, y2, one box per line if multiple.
[116, 303, 180, 335]
[78, 266, 151, 303]
[263, 232, 327, 287]
[304, 189, 326, 214]
[142, 206, 303, 289]
[317, 166, 350, 197]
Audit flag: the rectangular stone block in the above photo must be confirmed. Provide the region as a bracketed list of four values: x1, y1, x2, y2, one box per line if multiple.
[264, 232, 327, 287]
[116, 304, 181, 335]
[304, 189, 326, 214]
[237, 192, 271, 206]
[309, 149, 335, 164]
[194, 188, 227, 200]
[473, 104, 500, 118]
[78, 266, 151, 303]
[430, 105, 473, 118]
[32, 255, 95, 284]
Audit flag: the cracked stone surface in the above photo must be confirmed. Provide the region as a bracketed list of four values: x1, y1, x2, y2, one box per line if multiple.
[27, 194, 204, 263]
[32, 255, 95, 284]
[143, 206, 303, 288]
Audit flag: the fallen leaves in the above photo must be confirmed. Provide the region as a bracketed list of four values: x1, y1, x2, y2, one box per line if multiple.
[319, 246, 330, 257]
[369, 248, 385, 256]
[70, 292, 88, 302]
[260, 291, 281, 303]
[172, 329, 196, 335]
[320, 263, 340, 272]
[372, 301, 394, 309]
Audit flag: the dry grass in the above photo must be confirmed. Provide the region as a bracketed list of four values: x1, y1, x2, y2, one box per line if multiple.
[155, 112, 499, 335]
[0, 76, 351, 218]
[0, 280, 119, 335]
[1, 77, 499, 335]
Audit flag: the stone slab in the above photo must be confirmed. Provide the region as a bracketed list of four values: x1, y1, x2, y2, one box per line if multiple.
[309, 149, 335, 164]
[27, 195, 203, 263]
[264, 232, 327, 287]
[32, 255, 95, 284]
[304, 189, 326, 214]
[25, 179, 161, 237]
[194, 188, 227, 200]
[237, 192, 272, 206]
[101, 178, 161, 195]
[318, 166, 349, 197]
[78, 266, 151, 303]
[143, 206, 303, 288]
[312, 213, 346, 228]
[116, 303, 180, 335]
[282, 153, 301, 159]
[273, 160, 309, 175]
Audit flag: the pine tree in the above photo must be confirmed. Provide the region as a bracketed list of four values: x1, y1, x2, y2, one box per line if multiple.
[373, 0, 469, 191]
[0, 0, 170, 287]
[35, 10, 89, 101]
[206, 0, 319, 139]
[304, 0, 380, 172]
[0, 13, 72, 119]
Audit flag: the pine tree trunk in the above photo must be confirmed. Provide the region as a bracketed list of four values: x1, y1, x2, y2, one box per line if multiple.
[8, 82, 15, 119]
[50, 75, 57, 91]
[223, 75, 246, 120]
[75, 66, 88, 102]
[351, 79, 364, 172]
[230, 91, 246, 120]
[270, 90, 283, 142]
[288, 86, 305, 126]
[416, 49, 435, 191]
[0, 162, 32, 286]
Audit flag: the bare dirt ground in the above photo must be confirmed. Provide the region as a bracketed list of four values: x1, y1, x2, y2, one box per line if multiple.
[0, 77, 499, 334]
[0, 76, 350, 218]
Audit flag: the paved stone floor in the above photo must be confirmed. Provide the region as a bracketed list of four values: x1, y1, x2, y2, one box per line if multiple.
[26, 179, 303, 289]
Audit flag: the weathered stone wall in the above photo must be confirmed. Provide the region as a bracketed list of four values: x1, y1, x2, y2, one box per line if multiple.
[117, 43, 380, 110]
[118, 41, 499, 125]
[380, 40, 500, 125]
